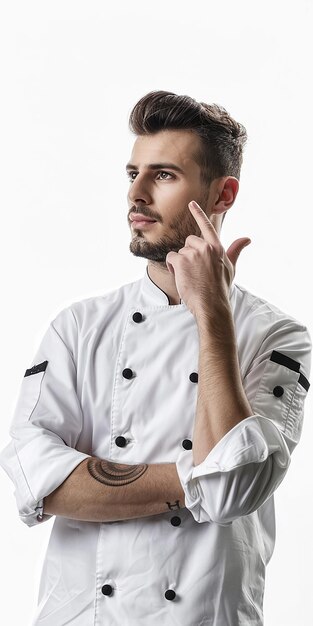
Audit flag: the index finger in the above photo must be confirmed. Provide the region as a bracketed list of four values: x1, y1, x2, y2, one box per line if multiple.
[188, 200, 220, 244]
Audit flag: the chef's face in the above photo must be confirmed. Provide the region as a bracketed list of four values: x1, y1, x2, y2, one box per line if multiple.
[126, 129, 213, 266]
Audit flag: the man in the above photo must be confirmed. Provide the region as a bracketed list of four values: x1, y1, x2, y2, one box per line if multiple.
[0, 90, 311, 625]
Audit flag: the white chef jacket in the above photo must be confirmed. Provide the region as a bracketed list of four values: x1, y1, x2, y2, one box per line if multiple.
[0, 266, 311, 626]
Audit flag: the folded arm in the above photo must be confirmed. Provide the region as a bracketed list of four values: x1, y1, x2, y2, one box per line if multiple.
[44, 457, 185, 522]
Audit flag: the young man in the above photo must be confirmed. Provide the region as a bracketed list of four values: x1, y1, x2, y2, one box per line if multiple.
[0, 90, 311, 625]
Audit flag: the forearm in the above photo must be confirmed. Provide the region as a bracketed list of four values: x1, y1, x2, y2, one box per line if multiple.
[44, 457, 186, 522]
[193, 303, 252, 465]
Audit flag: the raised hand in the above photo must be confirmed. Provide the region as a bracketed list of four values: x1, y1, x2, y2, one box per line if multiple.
[165, 200, 251, 319]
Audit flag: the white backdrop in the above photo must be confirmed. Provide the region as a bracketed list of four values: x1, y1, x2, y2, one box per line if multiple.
[0, 1, 312, 624]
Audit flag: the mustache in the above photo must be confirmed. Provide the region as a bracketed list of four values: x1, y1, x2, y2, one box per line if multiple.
[129, 206, 160, 221]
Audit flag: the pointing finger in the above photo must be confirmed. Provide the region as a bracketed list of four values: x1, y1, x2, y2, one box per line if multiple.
[188, 201, 220, 245]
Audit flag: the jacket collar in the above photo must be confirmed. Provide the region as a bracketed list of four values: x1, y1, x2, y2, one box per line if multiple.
[141, 263, 235, 307]
[141, 265, 180, 306]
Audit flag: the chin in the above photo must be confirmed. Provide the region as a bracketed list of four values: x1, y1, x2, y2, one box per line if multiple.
[129, 244, 166, 263]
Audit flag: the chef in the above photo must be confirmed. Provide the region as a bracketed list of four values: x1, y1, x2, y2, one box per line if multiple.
[0, 90, 311, 626]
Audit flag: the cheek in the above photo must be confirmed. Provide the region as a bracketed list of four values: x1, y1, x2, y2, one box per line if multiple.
[160, 185, 191, 209]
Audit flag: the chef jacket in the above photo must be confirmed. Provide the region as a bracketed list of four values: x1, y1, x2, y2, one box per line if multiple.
[0, 266, 311, 626]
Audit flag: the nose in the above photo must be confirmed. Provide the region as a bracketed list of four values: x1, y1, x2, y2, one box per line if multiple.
[127, 174, 152, 207]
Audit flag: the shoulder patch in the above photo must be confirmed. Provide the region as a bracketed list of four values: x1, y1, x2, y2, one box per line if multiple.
[270, 350, 310, 391]
[24, 360, 48, 377]
[270, 350, 300, 372]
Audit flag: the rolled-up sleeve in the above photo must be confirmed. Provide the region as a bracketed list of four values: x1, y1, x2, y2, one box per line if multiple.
[176, 318, 311, 524]
[0, 308, 90, 527]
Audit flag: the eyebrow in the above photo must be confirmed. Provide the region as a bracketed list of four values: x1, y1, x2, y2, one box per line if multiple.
[125, 162, 185, 174]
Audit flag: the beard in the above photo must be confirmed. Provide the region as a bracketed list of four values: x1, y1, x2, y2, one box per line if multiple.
[129, 199, 207, 269]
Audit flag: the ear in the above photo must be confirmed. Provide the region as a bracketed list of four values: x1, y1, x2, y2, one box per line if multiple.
[212, 176, 239, 215]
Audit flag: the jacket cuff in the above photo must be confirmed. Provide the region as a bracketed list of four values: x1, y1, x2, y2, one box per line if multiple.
[176, 415, 290, 523]
[0, 440, 91, 527]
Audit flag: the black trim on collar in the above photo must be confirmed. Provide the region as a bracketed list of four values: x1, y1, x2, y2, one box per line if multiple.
[270, 350, 310, 391]
[24, 360, 48, 377]
[146, 266, 172, 305]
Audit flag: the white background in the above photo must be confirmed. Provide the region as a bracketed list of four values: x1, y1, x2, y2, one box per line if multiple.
[0, 1, 312, 624]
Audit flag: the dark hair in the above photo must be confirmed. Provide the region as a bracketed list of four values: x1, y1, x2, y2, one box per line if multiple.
[128, 90, 247, 187]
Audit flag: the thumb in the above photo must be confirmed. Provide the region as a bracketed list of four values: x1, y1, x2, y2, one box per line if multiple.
[226, 237, 251, 268]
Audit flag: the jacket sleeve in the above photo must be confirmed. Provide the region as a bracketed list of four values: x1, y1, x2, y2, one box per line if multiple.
[0, 307, 91, 527]
[176, 317, 311, 525]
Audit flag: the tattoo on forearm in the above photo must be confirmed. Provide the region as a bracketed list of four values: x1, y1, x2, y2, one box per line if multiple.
[166, 500, 181, 510]
[87, 458, 148, 486]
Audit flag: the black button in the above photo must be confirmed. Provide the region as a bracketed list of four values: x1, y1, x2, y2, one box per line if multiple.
[115, 436, 127, 447]
[273, 385, 284, 397]
[170, 516, 181, 526]
[189, 372, 198, 383]
[132, 312, 143, 323]
[101, 584, 113, 596]
[182, 439, 192, 450]
[122, 368, 133, 379]
[165, 589, 176, 601]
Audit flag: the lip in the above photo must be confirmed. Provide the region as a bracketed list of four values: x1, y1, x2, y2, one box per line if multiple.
[129, 213, 158, 230]
[129, 213, 157, 223]
[131, 220, 157, 229]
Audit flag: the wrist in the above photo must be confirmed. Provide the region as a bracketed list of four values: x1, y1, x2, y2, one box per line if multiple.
[196, 301, 235, 345]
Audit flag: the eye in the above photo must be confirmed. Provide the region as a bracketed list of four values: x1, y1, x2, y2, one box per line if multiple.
[126, 171, 174, 182]
[157, 171, 174, 180]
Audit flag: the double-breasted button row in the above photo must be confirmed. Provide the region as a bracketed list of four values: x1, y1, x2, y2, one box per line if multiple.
[102, 584, 176, 600]
[119, 311, 195, 451]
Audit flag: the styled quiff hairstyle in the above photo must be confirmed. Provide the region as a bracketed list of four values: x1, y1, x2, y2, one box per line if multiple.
[129, 90, 247, 188]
